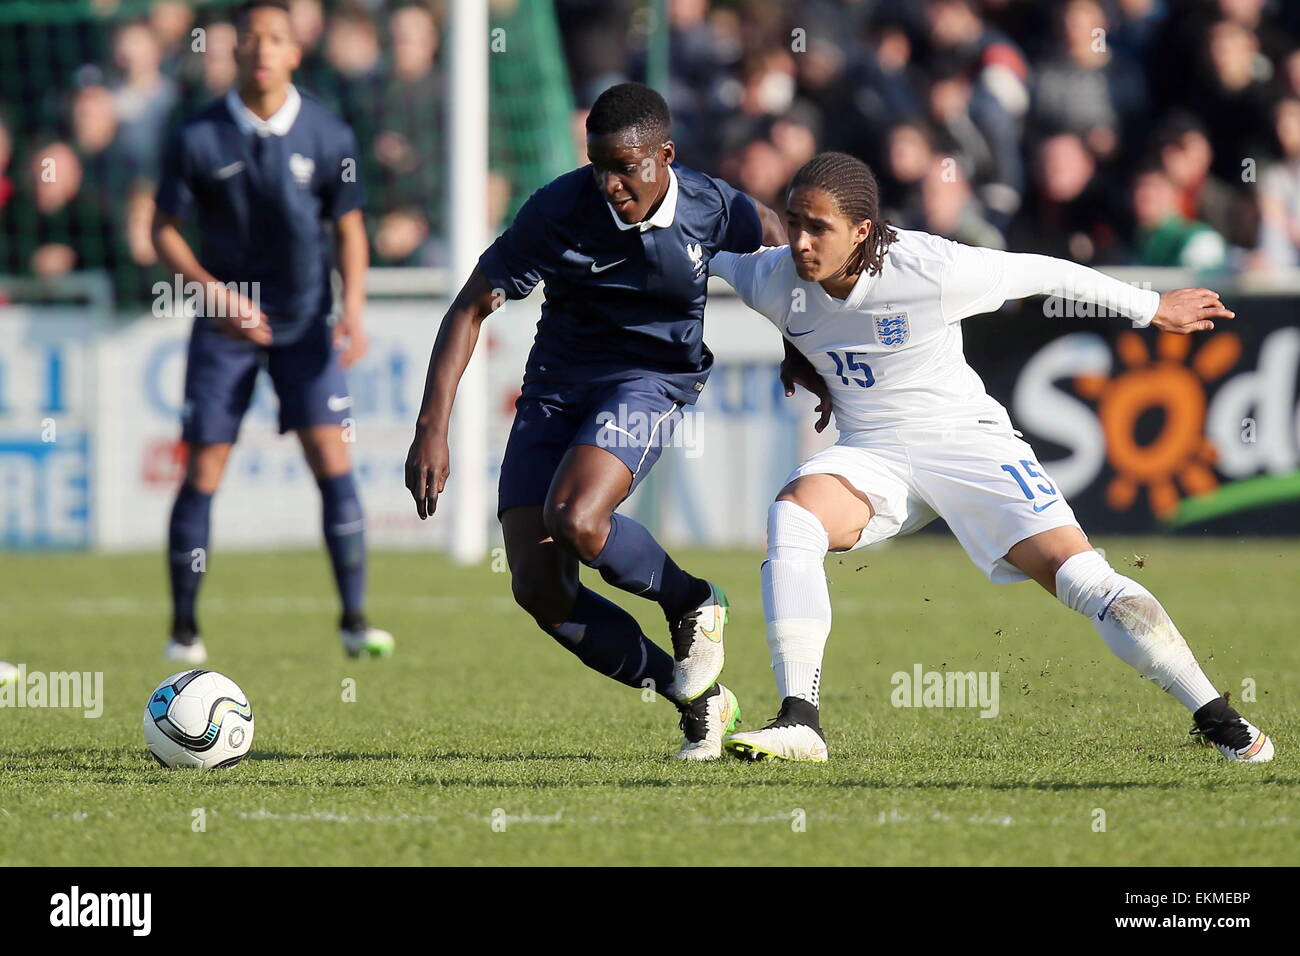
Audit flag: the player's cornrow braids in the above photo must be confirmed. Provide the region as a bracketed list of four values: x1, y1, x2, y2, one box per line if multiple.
[790, 152, 898, 277]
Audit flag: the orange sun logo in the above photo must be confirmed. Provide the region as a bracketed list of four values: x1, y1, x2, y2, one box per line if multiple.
[1074, 331, 1240, 519]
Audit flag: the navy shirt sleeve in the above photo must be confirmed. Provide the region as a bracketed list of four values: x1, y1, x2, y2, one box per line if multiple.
[322, 124, 365, 220]
[155, 128, 194, 220]
[476, 189, 551, 300]
[712, 176, 763, 255]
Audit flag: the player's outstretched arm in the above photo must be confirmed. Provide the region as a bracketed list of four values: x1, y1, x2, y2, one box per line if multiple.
[945, 246, 1235, 332]
[405, 268, 502, 519]
[150, 209, 271, 345]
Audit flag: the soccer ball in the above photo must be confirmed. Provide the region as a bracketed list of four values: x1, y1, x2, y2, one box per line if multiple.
[143, 670, 255, 769]
[0, 661, 18, 687]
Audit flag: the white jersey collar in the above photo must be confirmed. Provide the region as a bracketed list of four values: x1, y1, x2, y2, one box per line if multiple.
[608, 164, 678, 232]
[226, 84, 301, 137]
[816, 263, 879, 311]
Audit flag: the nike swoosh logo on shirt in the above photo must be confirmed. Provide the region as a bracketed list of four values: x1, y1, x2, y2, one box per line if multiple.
[590, 258, 626, 273]
[1032, 499, 1060, 513]
[788, 328, 815, 336]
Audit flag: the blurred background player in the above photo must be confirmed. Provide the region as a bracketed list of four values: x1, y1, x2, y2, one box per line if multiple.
[151, 0, 392, 663]
[405, 82, 786, 760]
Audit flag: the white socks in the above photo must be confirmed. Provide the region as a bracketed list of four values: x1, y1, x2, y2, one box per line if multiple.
[762, 500, 832, 708]
[1055, 550, 1220, 713]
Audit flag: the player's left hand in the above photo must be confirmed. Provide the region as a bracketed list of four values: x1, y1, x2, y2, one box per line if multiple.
[334, 311, 368, 367]
[780, 350, 832, 433]
[1152, 288, 1235, 334]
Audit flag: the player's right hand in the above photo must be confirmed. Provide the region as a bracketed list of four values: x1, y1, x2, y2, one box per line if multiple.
[216, 286, 273, 345]
[780, 352, 832, 433]
[405, 426, 450, 519]
[1152, 288, 1235, 334]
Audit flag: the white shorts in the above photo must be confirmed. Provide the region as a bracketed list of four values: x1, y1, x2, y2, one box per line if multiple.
[785, 423, 1081, 583]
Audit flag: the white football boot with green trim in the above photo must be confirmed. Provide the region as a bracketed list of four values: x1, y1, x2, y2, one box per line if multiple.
[670, 581, 729, 702]
[341, 625, 395, 659]
[675, 683, 741, 761]
[726, 696, 828, 762]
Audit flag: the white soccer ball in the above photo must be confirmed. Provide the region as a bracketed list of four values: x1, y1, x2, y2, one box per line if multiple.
[143, 670, 254, 769]
[0, 662, 19, 687]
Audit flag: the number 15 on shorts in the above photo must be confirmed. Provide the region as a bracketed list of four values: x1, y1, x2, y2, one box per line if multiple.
[1001, 459, 1059, 511]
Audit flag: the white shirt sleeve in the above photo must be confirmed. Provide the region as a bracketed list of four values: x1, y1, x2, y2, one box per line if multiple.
[939, 240, 1161, 328]
[710, 246, 790, 329]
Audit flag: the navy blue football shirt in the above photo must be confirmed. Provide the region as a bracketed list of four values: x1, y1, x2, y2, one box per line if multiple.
[477, 163, 763, 404]
[155, 86, 363, 344]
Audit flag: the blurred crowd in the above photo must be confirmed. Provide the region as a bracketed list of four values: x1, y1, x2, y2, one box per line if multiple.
[0, 0, 451, 302]
[563, 0, 1300, 273]
[3, 0, 1300, 309]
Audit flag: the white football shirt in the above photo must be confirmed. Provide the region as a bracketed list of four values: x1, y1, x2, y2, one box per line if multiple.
[710, 229, 1160, 436]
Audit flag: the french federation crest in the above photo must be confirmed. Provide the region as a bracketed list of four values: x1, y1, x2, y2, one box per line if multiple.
[874, 311, 909, 347]
[289, 152, 315, 188]
[686, 241, 705, 277]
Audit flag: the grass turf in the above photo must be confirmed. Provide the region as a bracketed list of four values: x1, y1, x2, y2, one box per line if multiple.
[1, 536, 1297, 866]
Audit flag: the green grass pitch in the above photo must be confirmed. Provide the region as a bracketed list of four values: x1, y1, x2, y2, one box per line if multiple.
[1, 536, 1297, 866]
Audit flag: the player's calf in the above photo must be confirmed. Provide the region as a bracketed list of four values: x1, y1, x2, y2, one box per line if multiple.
[1055, 549, 1274, 762]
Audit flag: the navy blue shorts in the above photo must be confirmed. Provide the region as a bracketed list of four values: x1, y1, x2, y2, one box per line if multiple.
[497, 378, 685, 515]
[180, 319, 351, 445]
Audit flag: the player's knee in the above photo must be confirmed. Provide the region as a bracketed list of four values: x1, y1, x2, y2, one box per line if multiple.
[542, 498, 609, 561]
[185, 444, 231, 494]
[767, 498, 831, 560]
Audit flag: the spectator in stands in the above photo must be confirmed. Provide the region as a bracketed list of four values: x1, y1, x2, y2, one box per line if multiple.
[28, 142, 91, 278]
[924, 0, 1030, 120]
[730, 136, 790, 211]
[290, 0, 331, 94]
[881, 119, 936, 226]
[1131, 165, 1228, 270]
[1256, 98, 1300, 269]
[373, 3, 441, 217]
[917, 155, 1006, 248]
[664, 0, 728, 162]
[324, 5, 384, 123]
[1012, 132, 1126, 265]
[0, 114, 13, 215]
[111, 20, 178, 178]
[829, 18, 920, 166]
[1197, 20, 1277, 184]
[1108, 0, 1168, 64]
[925, 55, 1022, 227]
[1152, 114, 1259, 252]
[769, 107, 819, 177]
[1281, 48, 1300, 102]
[1031, 0, 1148, 163]
[150, 0, 195, 77]
[200, 22, 239, 97]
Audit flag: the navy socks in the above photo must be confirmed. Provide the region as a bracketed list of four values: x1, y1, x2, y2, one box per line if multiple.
[167, 481, 212, 637]
[317, 472, 367, 622]
[584, 513, 709, 620]
[544, 586, 676, 696]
